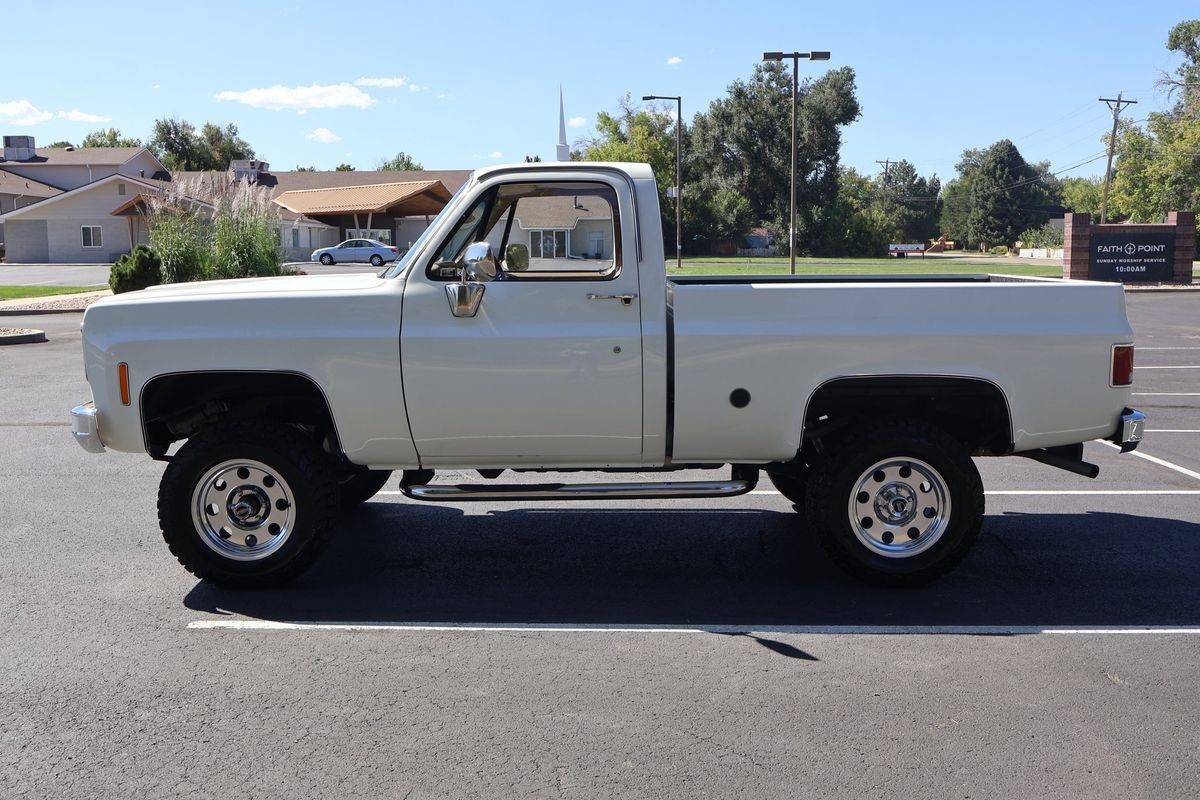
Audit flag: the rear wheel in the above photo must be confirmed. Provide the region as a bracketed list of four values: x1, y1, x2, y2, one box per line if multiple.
[319, 254, 333, 265]
[369, 254, 384, 267]
[157, 421, 340, 588]
[339, 469, 392, 509]
[804, 420, 983, 586]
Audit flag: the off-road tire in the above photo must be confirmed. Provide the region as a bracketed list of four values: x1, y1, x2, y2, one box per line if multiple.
[804, 419, 984, 586]
[157, 421, 340, 588]
[339, 469, 393, 509]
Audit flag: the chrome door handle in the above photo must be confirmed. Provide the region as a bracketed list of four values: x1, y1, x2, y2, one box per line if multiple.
[587, 293, 638, 306]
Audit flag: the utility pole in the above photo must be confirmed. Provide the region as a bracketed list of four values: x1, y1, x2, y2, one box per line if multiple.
[1098, 92, 1137, 224]
[763, 50, 831, 273]
[643, 94, 682, 270]
[875, 159, 894, 181]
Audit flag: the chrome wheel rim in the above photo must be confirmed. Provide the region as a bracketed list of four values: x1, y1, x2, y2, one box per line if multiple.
[191, 459, 295, 561]
[847, 457, 951, 558]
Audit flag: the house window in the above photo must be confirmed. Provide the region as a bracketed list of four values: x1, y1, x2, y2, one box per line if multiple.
[528, 229, 568, 259]
[81, 226, 103, 248]
[291, 228, 300, 248]
[117, 183, 126, 196]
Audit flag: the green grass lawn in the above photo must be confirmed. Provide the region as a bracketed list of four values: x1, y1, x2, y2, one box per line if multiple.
[0, 285, 107, 300]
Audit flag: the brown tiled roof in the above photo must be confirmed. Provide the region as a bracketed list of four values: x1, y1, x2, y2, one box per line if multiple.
[514, 194, 612, 230]
[168, 169, 471, 195]
[0, 168, 61, 198]
[273, 180, 452, 215]
[0, 146, 143, 166]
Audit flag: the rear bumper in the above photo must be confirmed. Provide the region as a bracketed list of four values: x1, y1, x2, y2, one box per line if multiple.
[70, 402, 105, 454]
[1111, 407, 1146, 453]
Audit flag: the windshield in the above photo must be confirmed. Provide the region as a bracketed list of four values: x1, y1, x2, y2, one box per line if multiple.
[382, 176, 474, 278]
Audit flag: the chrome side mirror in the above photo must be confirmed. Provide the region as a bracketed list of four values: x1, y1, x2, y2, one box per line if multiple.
[461, 241, 498, 281]
[444, 241, 494, 318]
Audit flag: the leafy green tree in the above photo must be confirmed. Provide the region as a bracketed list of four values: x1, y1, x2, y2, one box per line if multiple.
[1110, 113, 1200, 221]
[378, 151, 423, 171]
[874, 160, 941, 243]
[939, 140, 1057, 248]
[1161, 19, 1200, 115]
[81, 128, 141, 148]
[294, 165, 316, 172]
[46, 140, 75, 149]
[688, 63, 861, 254]
[335, 163, 356, 171]
[1060, 176, 1104, 216]
[820, 167, 894, 256]
[149, 118, 254, 170]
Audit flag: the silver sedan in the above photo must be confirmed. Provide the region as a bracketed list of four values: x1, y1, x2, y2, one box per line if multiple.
[311, 238, 399, 267]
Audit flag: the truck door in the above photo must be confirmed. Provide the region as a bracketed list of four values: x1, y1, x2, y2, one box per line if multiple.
[400, 177, 643, 465]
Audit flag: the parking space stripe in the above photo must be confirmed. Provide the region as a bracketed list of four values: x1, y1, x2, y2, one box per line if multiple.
[1099, 440, 1200, 481]
[1138, 347, 1200, 350]
[375, 489, 1200, 498]
[186, 620, 1200, 636]
[1146, 429, 1200, 433]
[1132, 392, 1200, 396]
[1137, 366, 1200, 369]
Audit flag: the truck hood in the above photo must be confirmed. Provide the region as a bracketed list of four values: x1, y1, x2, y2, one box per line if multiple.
[96, 272, 387, 304]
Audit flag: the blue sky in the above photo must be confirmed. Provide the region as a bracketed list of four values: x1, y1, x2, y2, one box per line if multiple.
[2, 1, 1189, 182]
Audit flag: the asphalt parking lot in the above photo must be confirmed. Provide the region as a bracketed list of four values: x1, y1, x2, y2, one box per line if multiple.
[2, 292, 1199, 798]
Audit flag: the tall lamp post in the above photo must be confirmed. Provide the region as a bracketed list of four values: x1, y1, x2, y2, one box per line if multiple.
[761, 50, 830, 274]
[643, 94, 682, 270]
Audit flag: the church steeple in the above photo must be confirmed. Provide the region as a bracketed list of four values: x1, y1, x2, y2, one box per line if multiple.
[556, 86, 570, 161]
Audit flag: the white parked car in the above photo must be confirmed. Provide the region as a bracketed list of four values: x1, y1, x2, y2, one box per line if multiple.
[311, 238, 398, 267]
[71, 162, 1145, 588]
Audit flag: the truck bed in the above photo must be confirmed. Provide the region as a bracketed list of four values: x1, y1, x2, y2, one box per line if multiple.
[665, 274, 1133, 463]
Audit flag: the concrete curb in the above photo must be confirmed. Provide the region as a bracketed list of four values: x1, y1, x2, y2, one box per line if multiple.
[0, 329, 47, 345]
[0, 307, 89, 316]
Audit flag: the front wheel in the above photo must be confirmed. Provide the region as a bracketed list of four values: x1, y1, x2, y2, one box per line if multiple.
[804, 420, 983, 586]
[319, 254, 333, 265]
[369, 254, 383, 267]
[157, 422, 340, 588]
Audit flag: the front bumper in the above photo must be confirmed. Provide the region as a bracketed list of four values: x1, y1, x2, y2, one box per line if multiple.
[70, 402, 105, 454]
[1111, 407, 1146, 453]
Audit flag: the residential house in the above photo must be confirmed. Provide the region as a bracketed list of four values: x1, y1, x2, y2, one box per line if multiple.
[0, 135, 470, 264]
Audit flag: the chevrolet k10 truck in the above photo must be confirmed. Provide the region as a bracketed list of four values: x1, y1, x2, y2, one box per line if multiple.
[71, 162, 1146, 587]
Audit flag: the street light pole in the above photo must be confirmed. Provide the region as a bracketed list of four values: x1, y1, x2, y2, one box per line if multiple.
[643, 94, 682, 270]
[762, 50, 831, 274]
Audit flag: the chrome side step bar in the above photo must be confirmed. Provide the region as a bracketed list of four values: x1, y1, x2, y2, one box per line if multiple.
[400, 476, 757, 502]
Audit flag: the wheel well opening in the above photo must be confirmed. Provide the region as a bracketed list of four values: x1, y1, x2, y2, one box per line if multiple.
[140, 371, 341, 460]
[803, 377, 1013, 456]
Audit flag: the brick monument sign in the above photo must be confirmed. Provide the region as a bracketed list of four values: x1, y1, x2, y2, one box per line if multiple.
[1063, 211, 1195, 284]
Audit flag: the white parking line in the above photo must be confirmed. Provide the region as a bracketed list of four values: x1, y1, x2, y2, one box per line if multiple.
[1099, 440, 1200, 481]
[1133, 392, 1200, 396]
[186, 620, 1200, 635]
[1146, 429, 1200, 433]
[1138, 366, 1200, 370]
[1138, 347, 1200, 350]
[376, 489, 1200, 498]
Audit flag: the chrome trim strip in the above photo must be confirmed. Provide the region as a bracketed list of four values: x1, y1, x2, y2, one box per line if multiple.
[402, 479, 753, 502]
[70, 402, 105, 454]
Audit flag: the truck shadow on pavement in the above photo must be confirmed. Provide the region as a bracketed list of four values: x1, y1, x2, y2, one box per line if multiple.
[184, 504, 1200, 629]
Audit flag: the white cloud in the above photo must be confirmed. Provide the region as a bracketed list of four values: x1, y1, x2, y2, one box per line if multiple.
[307, 127, 341, 144]
[151, 84, 161, 90]
[356, 76, 410, 88]
[0, 99, 54, 125]
[57, 109, 111, 123]
[215, 83, 375, 112]
[567, 116, 587, 128]
[666, 55, 683, 65]
[408, 83, 427, 92]
[488, 151, 503, 159]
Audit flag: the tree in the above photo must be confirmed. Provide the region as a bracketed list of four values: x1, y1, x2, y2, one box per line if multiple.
[524, 155, 542, 162]
[377, 151, 423, 171]
[1160, 19, 1200, 116]
[1060, 176, 1104, 216]
[81, 128, 141, 148]
[294, 165, 316, 172]
[335, 163, 356, 172]
[149, 117, 254, 171]
[688, 63, 861, 254]
[874, 160, 941, 244]
[939, 140, 1057, 249]
[46, 140, 75, 149]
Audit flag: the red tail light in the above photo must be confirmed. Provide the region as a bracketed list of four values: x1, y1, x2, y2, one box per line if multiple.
[1112, 345, 1134, 387]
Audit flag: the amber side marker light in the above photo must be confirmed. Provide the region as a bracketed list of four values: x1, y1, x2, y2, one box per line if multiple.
[118, 362, 131, 405]
[1112, 345, 1134, 387]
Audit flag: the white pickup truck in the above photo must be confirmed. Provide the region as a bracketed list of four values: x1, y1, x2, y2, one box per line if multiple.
[72, 162, 1146, 588]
